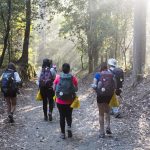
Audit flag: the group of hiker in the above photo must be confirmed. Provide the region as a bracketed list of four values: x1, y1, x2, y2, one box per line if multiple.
[0, 58, 124, 139]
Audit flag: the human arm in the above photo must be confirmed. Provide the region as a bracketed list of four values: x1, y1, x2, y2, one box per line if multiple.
[14, 72, 21, 83]
[91, 73, 100, 89]
[72, 76, 78, 92]
[50, 68, 56, 80]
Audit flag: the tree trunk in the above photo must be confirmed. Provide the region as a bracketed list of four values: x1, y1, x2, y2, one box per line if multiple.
[0, 0, 11, 67]
[87, 0, 98, 73]
[19, 0, 31, 64]
[133, 0, 147, 86]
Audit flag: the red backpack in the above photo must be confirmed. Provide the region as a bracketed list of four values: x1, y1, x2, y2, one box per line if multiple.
[96, 71, 114, 97]
[39, 67, 53, 88]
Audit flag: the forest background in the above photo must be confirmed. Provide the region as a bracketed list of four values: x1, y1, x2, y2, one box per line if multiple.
[0, 0, 149, 85]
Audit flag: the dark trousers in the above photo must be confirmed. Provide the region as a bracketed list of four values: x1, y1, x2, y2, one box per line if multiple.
[40, 87, 54, 117]
[57, 103, 73, 134]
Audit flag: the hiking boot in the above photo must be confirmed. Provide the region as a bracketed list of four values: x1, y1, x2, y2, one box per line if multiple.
[114, 112, 122, 118]
[68, 130, 72, 138]
[106, 128, 112, 134]
[8, 113, 14, 123]
[99, 133, 105, 138]
[48, 113, 52, 121]
[44, 115, 48, 121]
[60, 133, 65, 139]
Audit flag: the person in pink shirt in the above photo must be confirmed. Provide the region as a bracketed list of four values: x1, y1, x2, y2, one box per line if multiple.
[54, 63, 78, 139]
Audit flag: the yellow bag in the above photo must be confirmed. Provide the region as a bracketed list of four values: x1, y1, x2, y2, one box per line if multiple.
[53, 95, 56, 101]
[109, 93, 119, 107]
[71, 96, 80, 109]
[36, 90, 42, 101]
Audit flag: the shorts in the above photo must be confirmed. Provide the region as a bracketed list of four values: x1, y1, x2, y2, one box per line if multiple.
[97, 95, 113, 104]
[3, 92, 17, 98]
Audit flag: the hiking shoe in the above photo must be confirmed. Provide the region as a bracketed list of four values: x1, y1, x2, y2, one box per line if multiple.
[44, 115, 48, 121]
[68, 130, 72, 138]
[8, 114, 14, 123]
[60, 133, 65, 139]
[106, 128, 112, 134]
[115, 113, 122, 118]
[99, 133, 105, 138]
[48, 113, 52, 121]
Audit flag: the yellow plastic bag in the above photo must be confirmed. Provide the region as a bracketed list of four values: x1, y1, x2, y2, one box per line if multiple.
[53, 95, 56, 101]
[36, 90, 42, 101]
[71, 96, 80, 109]
[109, 93, 119, 107]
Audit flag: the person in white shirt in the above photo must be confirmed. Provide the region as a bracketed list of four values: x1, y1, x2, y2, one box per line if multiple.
[1, 62, 21, 123]
[108, 58, 123, 118]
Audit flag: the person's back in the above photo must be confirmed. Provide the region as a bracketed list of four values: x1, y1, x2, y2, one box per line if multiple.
[92, 62, 114, 138]
[107, 58, 124, 118]
[38, 58, 56, 121]
[1, 62, 21, 123]
[54, 63, 78, 139]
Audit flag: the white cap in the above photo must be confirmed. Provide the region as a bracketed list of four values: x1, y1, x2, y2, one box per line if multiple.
[107, 58, 117, 67]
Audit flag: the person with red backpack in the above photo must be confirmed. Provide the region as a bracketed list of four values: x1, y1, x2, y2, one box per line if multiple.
[107, 58, 124, 118]
[38, 59, 56, 121]
[53, 63, 78, 139]
[1, 62, 21, 123]
[92, 62, 115, 138]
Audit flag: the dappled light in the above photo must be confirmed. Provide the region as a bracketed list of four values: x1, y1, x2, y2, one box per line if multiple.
[0, 0, 150, 149]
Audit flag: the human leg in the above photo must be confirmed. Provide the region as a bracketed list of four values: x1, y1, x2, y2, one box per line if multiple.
[40, 88, 48, 120]
[65, 105, 73, 138]
[5, 97, 11, 115]
[57, 103, 66, 138]
[47, 88, 54, 121]
[10, 97, 16, 114]
[104, 104, 112, 134]
[97, 103, 105, 137]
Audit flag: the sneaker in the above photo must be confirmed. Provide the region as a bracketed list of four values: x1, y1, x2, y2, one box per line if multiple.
[115, 113, 122, 118]
[106, 128, 112, 134]
[60, 133, 65, 139]
[44, 115, 48, 121]
[68, 130, 72, 138]
[8, 114, 14, 123]
[48, 113, 52, 121]
[99, 133, 105, 138]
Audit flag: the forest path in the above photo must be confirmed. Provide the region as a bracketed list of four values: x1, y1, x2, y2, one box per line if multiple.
[0, 76, 150, 150]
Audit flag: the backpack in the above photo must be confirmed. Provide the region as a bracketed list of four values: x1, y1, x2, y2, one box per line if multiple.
[111, 68, 124, 89]
[96, 71, 114, 97]
[39, 67, 53, 88]
[1, 70, 17, 94]
[56, 73, 76, 101]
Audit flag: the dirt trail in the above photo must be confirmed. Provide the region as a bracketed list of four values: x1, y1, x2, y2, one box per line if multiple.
[0, 77, 150, 150]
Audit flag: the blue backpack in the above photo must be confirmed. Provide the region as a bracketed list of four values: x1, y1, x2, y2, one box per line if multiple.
[56, 73, 76, 100]
[1, 70, 17, 94]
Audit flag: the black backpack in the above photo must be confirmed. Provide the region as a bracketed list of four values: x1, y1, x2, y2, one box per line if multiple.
[96, 71, 115, 97]
[1, 70, 17, 94]
[56, 73, 76, 101]
[111, 68, 124, 89]
[39, 67, 53, 88]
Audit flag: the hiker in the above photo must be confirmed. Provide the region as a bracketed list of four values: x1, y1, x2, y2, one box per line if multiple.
[53, 64, 57, 73]
[107, 58, 124, 118]
[92, 62, 115, 138]
[53, 63, 78, 139]
[38, 59, 56, 121]
[1, 62, 21, 123]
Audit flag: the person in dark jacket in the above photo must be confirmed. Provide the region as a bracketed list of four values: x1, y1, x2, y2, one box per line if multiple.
[38, 59, 56, 121]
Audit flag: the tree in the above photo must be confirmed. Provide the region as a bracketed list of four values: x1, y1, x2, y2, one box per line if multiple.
[0, 0, 11, 67]
[19, 0, 31, 64]
[133, 0, 147, 85]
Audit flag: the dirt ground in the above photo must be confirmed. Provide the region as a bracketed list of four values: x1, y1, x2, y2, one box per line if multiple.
[0, 75, 150, 150]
